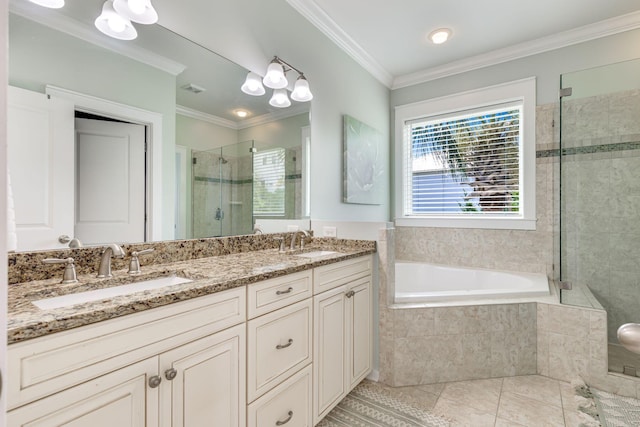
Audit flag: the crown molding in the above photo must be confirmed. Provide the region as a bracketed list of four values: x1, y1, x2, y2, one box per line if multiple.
[237, 103, 310, 129]
[392, 10, 640, 89]
[9, 0, 186, 76]
[285, 0, 393, 88]
[176, 105, 238, 129]
[176, 103, 309, 130]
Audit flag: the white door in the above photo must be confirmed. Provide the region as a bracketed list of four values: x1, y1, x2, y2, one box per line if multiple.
[7, 86, 74, 251]
[7, 358, 159, 427]
[347, 277, 373, 389]
[159, 324, 246, 427]
[313, 286, 347, 423]
[74, 118, 145, 245]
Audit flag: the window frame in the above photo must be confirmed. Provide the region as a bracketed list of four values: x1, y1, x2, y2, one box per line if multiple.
[394, 77, 537, 230]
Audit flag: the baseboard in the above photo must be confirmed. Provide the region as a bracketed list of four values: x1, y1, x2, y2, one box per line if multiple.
[366, 369, 380, 382]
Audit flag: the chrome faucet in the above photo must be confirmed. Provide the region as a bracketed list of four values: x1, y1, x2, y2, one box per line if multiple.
[290, 230, 310, 251]
[97, 244, 125, 278]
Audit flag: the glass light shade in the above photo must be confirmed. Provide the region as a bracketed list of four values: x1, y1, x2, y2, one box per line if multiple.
[95, 0, 138, 40]
[269, 89, 291, 108]
[263, 61, 288, 89]
[28, 0, 65, 8]
[241, 72, 266, 96]
[290, 76, 313, 102]
[113, 0, 158, 24]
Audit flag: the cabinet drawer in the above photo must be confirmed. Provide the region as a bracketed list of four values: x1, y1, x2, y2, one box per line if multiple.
[313, 255, 372, 294]
[8, 286, 246, 410]
[248, 270, 312, 319]
[247, 299, 312, 402]
[247, 364, 312, 427]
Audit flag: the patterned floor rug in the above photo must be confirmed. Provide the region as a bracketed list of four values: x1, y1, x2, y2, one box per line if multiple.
[593, 388, 640, 427]
[316, 381, 449, 427]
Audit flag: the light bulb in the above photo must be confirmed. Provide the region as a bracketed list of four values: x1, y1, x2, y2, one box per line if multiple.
[263, 60, 288, 89]
[128, 0, 146, 14]
[113, 0, 158, 24]
[291, 75, 313, 102]
[95, 0, 138, 40]
[269, 89, 291, 108]
[241, 72, 265, 96]
[108, 15, 126, 33]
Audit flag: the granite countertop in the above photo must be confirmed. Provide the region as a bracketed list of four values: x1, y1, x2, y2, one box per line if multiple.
[8, 243, 375, 344]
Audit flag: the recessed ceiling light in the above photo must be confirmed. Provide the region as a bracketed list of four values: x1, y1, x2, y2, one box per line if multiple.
[234, 110, 249, 118]
[429, 28, 452, 45]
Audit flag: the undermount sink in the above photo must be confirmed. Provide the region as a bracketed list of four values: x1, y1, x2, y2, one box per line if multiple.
[295, 250, 342, 259]
[32, 276, 193, 310]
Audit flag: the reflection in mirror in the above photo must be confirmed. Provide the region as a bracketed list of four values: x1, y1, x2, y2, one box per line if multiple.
[8, 1, 310, 252]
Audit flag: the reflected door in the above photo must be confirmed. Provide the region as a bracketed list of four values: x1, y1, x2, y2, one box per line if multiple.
[7, 86, 75, 251]
[74, 118, 146, 245]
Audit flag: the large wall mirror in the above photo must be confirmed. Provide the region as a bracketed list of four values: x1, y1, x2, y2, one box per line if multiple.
[8, 0, 311, 252]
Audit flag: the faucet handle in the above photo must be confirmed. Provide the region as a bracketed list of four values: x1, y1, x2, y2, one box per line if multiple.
[128, 248, 155, 275]
[43, 257, 78, 284]
[273, 237, 286, 253]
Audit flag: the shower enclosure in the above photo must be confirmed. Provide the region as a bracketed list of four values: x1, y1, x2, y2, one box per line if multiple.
[191, 140, 255, 238]
[560, 58, 640, 376]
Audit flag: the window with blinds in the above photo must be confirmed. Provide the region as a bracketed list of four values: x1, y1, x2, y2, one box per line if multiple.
[253, 148, 285, 216]
[405, 103, 522, 217]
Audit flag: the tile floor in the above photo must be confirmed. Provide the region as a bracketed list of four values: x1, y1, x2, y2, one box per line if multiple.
[373, 375, 591, 426]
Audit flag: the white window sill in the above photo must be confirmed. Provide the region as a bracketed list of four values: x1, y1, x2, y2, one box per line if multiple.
[395, 216, 537, 231]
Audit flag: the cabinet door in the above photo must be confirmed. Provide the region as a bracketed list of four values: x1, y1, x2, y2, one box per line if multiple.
[347, 276, 373, 390]
[313, 285, 347, 423]
[7, 358, 159, 427]
[159, 324, 246, 427]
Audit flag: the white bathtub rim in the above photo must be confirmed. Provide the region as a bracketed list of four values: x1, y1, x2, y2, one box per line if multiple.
[391, 260, 559, 308]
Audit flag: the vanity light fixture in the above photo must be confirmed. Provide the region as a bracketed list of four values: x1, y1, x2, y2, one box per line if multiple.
[241, 56, 313, 108]
[113, 0, 158, 25]
[27, 0, 65, 8]
[429, 28, 452, 44]
[95, 0, 138, 40]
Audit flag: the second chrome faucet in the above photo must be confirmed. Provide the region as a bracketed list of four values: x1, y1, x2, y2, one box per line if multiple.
[97, 244, 126, 278]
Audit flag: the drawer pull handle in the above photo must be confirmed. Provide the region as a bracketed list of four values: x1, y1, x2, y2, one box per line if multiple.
[276, 287, 293, 295]
[276, 339, 294, 350]
[148, 375, 162, 388]
[276, 411, 293, 426]
[345, 290, 355, 298]
[165, 368, 177, 381]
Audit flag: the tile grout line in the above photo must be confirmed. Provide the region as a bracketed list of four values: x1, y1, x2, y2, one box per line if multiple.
[494, 377, 504, 427]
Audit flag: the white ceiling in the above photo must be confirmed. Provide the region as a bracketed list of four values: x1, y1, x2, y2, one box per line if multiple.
[286, 0, 640, 88]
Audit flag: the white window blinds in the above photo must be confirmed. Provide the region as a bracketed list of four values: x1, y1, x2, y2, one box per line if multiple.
[404, 102, 522, 217]
[253, 148, 285, 216]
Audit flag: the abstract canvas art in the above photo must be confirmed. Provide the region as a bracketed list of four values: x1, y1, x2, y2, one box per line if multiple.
[343, 115, 384, 205]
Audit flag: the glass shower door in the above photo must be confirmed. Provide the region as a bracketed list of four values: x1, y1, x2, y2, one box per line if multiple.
[560, 58, 640, 376]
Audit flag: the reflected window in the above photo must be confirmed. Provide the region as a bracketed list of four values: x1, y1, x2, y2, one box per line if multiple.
[253, 148, 285, 216]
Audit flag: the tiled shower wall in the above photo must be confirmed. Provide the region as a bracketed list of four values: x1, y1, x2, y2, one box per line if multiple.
[560, 89, 640, 342]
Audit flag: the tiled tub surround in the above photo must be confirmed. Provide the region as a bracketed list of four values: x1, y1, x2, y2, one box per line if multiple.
[7, 235, 375, 344]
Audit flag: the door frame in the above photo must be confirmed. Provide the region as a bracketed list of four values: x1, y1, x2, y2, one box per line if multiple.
[45, 85, 163, 242]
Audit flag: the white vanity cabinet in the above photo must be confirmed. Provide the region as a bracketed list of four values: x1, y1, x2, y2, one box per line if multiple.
[246, 270, 314, 427]
[7, 286, 247, 427]
[312, 255, 373, 424]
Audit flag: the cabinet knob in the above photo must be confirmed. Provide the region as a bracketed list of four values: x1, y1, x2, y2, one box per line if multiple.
[165, 368, 177, 381]
[148, 375, 162, 388]
[276, 338, 293, 350]
[276, 287, 293, 295]
[275, 410, 293, 426]
[345, 290, 355, 298]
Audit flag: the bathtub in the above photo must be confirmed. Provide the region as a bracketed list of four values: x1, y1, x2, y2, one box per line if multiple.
[394, 261, 550, 304]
